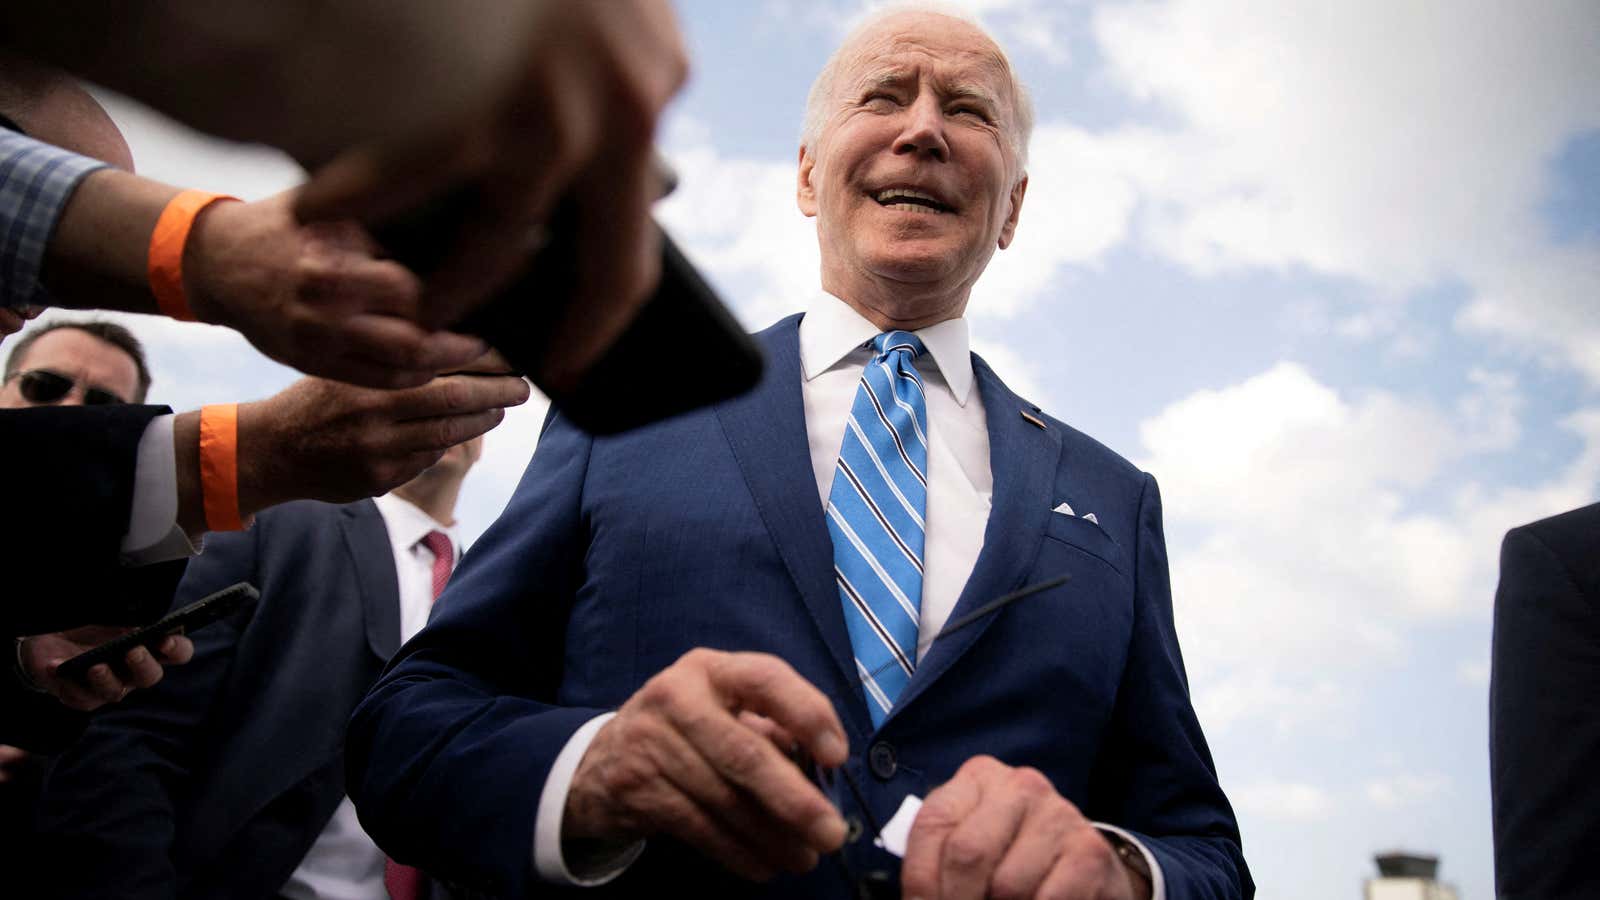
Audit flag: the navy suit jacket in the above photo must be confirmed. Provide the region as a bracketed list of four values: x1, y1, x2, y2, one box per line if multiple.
[348, 316, 1251, 898]
[37, 499, 404, 900]
[1490, 501, 1600, 899]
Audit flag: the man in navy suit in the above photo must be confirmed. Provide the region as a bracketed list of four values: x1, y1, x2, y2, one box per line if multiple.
[34, 436, 484, 900]
[1490, 501, 1600, 899]
[349, 9, 1250, 899]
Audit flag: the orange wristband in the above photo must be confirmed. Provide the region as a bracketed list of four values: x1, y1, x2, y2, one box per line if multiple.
[199, 403, 245, 532]
[148, 189, 238, 322]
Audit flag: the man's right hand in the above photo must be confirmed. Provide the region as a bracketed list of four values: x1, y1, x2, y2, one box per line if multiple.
[294, 0, 689, 393]
[563, 649, 850, 881]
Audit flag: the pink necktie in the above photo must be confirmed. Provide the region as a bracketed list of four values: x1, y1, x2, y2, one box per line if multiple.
[420, 530, 453, 600]
[384, 530, 454, 900]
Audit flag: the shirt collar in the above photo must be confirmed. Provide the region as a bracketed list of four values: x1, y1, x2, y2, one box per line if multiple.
[798, 292, 976, 406]
[372, 493, 461, 560]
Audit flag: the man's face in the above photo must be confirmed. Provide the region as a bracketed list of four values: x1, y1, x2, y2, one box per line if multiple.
[798, 13, 1028, 314]
[0, 328, 141, 409]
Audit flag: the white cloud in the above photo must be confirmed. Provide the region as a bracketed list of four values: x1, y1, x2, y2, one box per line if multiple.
[1365, 772, 1450, 810]
[1083, 0, 1600, 383]
[1231, 780, 1337, 821]
[1140, 363, 1600, 735]
[657, 140, 821, 329]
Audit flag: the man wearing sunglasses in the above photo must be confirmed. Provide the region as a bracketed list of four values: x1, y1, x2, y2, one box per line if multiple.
[0, 320, 147, 408]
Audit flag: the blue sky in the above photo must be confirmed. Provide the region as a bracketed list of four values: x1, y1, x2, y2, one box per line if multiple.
[57, 1, 1599, 897]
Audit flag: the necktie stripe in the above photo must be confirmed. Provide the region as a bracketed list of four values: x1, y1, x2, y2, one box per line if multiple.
[827, 330, 929, 728]
[855, 659, 895, 714]
[837, 569, 915, 676]
[836, 458, 924, 574]
[827, 502, 920, 623]
[860, 373, 927, 487]
[845, 415, 926, 530]
[875, 358, 928, 449]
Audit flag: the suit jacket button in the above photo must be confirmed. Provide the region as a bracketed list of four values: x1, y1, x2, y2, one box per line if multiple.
[868, 741, 897, 780]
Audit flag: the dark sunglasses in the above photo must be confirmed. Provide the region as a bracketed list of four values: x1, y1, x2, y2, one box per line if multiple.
[10, 369, 128, 406]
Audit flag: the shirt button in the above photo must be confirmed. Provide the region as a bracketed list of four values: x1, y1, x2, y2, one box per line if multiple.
[868, 741, 897, 780]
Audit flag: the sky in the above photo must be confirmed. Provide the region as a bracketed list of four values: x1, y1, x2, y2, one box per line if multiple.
[30, 1, 1599, 897]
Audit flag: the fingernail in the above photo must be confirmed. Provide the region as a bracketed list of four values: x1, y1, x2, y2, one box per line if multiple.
[815, 731, 846, 764]
[810, 811, 847, 849]
[127, 647, 148, 664]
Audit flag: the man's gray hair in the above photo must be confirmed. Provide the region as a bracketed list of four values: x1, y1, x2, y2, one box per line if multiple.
[800, 2, 1034, 175]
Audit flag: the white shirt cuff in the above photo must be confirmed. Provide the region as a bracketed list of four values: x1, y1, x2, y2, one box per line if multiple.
[120, 415, 200, 565]
[1093, 822, 1166, 900]
[531, 711, 646, 885]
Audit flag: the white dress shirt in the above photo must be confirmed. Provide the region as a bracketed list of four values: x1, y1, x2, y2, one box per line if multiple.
[122, 415, 199, 565]
[530, 293, 1163, 897]
[280, 493, 460, 900]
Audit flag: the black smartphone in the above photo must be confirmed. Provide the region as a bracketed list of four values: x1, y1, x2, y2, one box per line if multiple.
[375, 185, 764, 435]
[56, 583, 259, 682]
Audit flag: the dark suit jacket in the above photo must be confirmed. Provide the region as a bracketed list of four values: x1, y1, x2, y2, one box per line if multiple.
[347, 316, 1251, 899]
[36, 499, 404, 900]
[1, 404, 184, 636]
[1490, 501, 1600, 899]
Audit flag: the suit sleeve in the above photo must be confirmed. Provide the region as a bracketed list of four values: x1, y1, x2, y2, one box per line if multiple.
[1086, 474, 1253, 899]
[1490, 524, 1600, 898]
[1, 404, 182, 636]
[34, 521, 262, 900]
[347, 410, 612, 899]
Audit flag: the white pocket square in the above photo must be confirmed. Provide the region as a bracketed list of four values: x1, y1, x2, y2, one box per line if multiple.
[1052, 502, 1098, 525]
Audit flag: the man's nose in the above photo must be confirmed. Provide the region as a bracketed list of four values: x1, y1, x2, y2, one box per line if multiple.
[893, 95, 949, 162]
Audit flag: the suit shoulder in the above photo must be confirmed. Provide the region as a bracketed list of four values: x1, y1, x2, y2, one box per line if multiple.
[1506, 502, 1600, 588]
[251, 498, 370, 530]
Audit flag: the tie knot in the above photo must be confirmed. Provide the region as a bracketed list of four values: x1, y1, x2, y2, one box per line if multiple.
[871, 330, 926, 362]
[419, 530, 452, 563]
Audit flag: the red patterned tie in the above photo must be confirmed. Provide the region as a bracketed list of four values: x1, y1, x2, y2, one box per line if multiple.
[420, 530, 454, 600]
[384, 530, 454, 900]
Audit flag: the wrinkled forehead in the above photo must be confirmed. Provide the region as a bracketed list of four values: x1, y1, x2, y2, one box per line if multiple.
[834, 15, 1017, 108]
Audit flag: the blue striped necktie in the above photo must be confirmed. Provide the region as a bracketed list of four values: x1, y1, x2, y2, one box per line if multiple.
[826, 330, 929, 727]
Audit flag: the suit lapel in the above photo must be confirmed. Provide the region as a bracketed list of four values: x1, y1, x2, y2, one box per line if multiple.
[339, 500, 402, 660]
[715, 316, 866, 726]
[887, 354, 1062, 723]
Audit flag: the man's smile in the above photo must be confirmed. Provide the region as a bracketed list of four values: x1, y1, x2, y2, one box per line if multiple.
[870, 184, 957, 214]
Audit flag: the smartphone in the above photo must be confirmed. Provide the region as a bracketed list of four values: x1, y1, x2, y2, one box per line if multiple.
[375, 183, 764, 435]
[56, 583, 259, 682]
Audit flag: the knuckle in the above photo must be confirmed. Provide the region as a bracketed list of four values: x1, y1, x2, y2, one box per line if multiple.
[717, 732, 767, 781]
[1009, 765, 1053, 795]
[944, 831, 996, 870]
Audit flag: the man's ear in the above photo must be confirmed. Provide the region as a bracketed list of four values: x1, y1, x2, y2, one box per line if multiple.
[797, 144, 819, 218]
[997, 174, 1028, 249]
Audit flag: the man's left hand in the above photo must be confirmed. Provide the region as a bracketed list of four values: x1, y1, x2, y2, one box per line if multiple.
[901, 755, 1151, 900]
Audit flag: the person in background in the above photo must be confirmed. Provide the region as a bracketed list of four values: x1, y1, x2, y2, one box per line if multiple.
[36, 430, 489, 900]
[1490, 501, 1600, 899]
[0, 69, 530, 701]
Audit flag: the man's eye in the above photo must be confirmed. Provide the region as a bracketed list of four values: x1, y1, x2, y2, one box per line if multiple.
[951, 106, 989, 121]
[864, 93, 899, 108]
